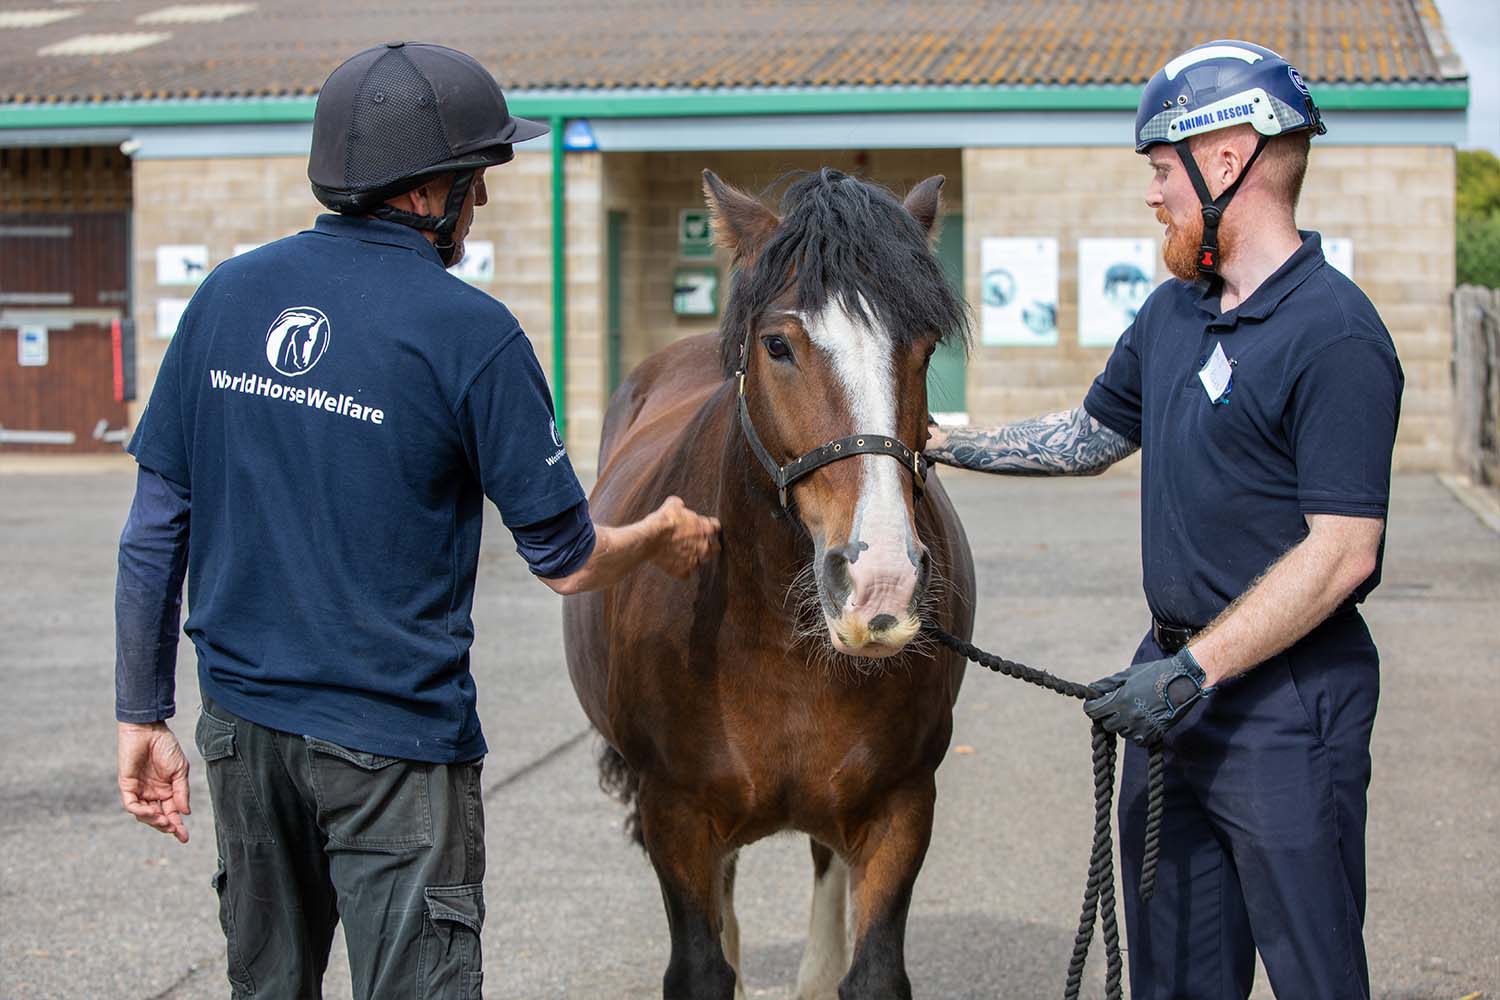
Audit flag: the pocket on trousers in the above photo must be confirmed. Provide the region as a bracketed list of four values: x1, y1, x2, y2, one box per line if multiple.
[418, 883, 485, 1000]
[211, 861, 257, 997]
[306, 736, 432, 850]
[1278, 654, 1328, 746]
[195, 710, 275, 844]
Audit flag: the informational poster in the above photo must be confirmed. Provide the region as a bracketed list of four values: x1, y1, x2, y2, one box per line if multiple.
[980, 237, 1058, 347]
[156, 298, 190, 339]
[679, 209, 713, 259]
[451, 241, 495, 284]
[1077, 238, 1159, 347]
[1322, 237, 1354, 278]
[672, 268, 719, 316]
[18, 324, 48, 366]
[155, 244, 208, 285]
[232, 243, 264, 257]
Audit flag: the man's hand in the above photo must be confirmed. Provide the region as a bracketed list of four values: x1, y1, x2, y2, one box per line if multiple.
[1083, 649, 1213, 746]
[646, 496, 721, 578]
[543, 496, 721, 595]
[118, 721, 191, 843]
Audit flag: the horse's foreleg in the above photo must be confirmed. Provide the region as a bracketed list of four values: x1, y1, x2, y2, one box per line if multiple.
[638, 781, 738, 1000]
[839, 781, 936, 1000]
[795, 839, 851, 1000]
[720, 851, 748, 1000]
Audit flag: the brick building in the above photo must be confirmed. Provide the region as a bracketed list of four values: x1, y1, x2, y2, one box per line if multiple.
[0, 1, 1470, 473]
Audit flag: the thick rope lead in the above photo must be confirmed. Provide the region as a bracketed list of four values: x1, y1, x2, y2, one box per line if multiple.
[929, 625, 1164, 1000]
[1139, 746, 1166, 903]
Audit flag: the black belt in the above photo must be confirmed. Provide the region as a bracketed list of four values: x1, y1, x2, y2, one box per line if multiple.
[1152, 618, 1199, 655]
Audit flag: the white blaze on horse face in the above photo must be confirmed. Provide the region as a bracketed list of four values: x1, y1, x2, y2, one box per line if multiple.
[803, 298, 922, 655]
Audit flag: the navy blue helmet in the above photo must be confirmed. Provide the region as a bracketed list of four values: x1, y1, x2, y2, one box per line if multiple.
[1135, 40, 1325, 153]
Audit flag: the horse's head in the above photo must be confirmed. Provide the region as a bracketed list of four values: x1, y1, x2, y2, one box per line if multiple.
[705, 168, 969, 660]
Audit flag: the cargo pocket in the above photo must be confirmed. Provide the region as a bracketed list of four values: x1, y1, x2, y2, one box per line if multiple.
[417, 883, 485, 1000]
[195, 710, 274, 844]
[211, 861, 257, 997]
[306, 737, 432, 850]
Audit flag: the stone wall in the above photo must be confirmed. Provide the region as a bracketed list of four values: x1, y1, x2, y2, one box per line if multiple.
[962, 145, 1455, 472]
[127, 152, 558, 424]
[128, 142, 1456, 474]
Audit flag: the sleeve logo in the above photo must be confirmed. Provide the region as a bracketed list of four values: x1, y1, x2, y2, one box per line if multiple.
[265, 307, 331, 377]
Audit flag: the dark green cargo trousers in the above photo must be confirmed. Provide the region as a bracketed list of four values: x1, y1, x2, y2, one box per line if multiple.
[195, 696, 486, 999]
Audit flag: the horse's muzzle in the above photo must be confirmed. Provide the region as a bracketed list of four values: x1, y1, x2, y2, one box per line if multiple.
[822, 544, 929, 657]
[830, 611, 922, 657]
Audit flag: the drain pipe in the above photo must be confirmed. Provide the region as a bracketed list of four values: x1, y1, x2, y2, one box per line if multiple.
[549, 115, 567, 442]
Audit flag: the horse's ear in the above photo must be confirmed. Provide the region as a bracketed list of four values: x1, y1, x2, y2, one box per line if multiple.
[903, 175, 945, 242]
[703, 170, 779, 262]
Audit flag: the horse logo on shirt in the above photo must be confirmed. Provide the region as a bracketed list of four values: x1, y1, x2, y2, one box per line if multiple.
[265, 307, 331, 377]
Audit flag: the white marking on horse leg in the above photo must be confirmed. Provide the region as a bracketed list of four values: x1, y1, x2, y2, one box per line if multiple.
[720, 852, 748, 1000]
[795, 853, 850, 1000]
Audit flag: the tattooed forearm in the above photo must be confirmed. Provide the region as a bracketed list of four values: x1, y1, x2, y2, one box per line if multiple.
[925, 407, 1139, 476]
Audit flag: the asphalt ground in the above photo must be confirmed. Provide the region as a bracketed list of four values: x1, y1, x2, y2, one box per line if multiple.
[0, 459, 1496, 999]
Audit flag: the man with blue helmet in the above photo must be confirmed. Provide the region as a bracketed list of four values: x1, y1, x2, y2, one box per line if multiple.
[928, 40, 1401, 998]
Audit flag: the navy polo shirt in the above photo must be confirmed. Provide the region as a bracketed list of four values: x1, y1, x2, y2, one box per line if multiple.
[1084, 232, 1403, 629]
[128, 214, 588, 762]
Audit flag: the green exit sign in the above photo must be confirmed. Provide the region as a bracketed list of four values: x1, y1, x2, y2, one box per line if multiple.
[679, 209, 713, 259]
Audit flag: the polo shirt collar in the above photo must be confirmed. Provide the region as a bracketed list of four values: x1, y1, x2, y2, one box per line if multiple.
[311, 213, 444, 266]
[1198, 231, 1326, 330]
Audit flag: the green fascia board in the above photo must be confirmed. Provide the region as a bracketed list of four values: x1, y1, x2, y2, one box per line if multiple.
[0, 83, 1468, 130]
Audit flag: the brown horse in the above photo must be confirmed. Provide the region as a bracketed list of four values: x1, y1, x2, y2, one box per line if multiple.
[563, 168, 976, 1000]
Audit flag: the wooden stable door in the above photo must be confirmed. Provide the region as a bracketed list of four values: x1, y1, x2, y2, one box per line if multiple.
[0, 213, 130, 453]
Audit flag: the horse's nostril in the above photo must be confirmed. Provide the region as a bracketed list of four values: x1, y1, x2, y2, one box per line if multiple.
[822, 547, 853, 597]
[869, 613, 898, 632]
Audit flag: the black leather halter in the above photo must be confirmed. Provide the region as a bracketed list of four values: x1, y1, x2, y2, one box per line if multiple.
[734, 328, 927, 509]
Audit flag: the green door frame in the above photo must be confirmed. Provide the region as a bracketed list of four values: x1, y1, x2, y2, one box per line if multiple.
[606, 210, 626, 396]
[928, 212, 967, 418]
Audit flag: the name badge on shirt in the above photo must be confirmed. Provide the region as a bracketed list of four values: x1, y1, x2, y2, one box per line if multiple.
[1197, 343, 1234, 404]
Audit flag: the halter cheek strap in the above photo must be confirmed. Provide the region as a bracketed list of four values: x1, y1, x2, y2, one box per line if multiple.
[1173, 135, 1267, 277]
[734, 330, 927, 510]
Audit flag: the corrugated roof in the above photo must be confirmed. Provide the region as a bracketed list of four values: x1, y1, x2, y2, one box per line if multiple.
[0, 0, 1466, 105]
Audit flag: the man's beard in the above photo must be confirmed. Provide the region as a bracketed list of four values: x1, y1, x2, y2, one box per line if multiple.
[1158, 207, 1237, 282]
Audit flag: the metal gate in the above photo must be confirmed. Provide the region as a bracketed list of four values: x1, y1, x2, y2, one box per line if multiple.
[1, 212, 131, 452]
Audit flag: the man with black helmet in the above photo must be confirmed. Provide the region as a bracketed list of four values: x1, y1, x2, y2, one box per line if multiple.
[113, 42, 718, 997]
[927, 41, 1402, 998]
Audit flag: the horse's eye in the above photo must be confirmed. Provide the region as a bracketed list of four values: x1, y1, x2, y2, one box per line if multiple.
[762, 335, 792, 361]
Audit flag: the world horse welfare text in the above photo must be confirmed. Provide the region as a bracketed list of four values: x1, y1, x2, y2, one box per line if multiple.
[207, 370, 386, 424]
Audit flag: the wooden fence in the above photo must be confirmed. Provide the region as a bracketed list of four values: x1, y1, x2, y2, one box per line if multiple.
[1454, 285, 1500, 487]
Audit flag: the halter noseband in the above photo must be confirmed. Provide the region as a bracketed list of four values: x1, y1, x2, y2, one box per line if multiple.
[734, 327, 928, 509]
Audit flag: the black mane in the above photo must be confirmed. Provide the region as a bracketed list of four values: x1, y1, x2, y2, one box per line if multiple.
[718, 168, 971, 375]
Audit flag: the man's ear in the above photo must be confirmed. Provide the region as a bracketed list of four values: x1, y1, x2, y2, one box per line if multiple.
[903, 175, 945, 242]
[702, 170, 779, 264]
[398, 176, 451, 216]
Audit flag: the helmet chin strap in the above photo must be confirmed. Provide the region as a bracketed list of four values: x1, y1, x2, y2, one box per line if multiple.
[370, 170, 476, 266]
[1172, 135, 1268, 278]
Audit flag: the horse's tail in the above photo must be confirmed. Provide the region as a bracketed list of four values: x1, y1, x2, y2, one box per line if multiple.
[596, 739, 644, 848]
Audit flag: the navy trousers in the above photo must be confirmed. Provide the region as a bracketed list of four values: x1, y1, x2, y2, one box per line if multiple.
[1118, 614, 1379, 1000]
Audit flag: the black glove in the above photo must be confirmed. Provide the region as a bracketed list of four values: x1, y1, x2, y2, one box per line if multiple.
[1083, 648, 1213, 746]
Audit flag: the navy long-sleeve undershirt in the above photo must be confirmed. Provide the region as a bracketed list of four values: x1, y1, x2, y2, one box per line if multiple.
[114, 466, 190, 724]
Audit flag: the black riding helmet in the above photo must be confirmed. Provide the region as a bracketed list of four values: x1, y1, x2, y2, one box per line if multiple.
[308, 42, 548, 265]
